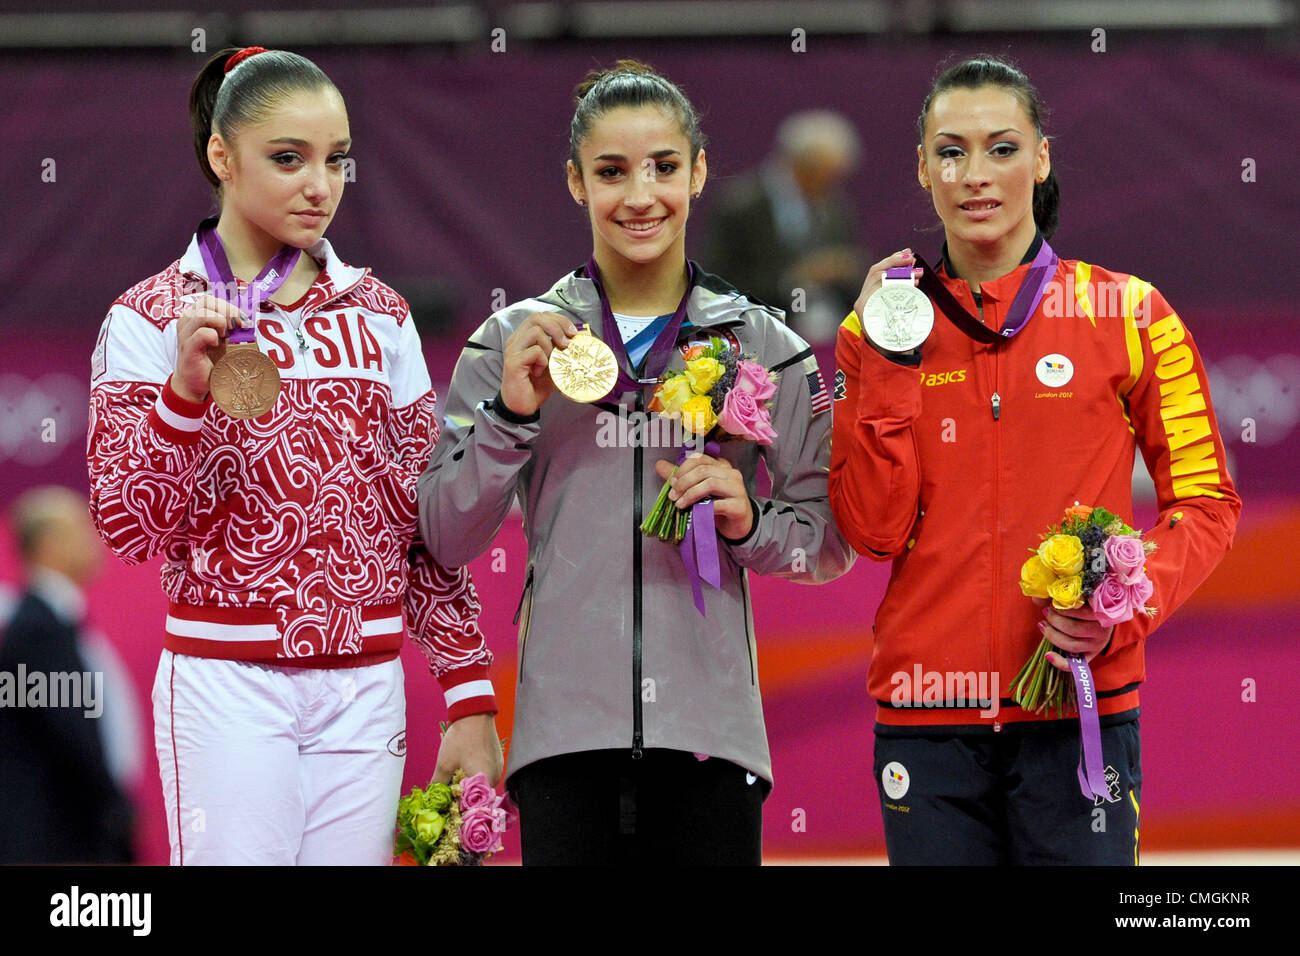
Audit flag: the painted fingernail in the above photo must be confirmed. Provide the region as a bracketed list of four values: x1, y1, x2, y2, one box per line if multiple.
[1038, 621, 1047, 633]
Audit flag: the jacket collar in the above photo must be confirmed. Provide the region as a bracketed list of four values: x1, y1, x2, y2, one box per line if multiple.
[537, 261, 757, 332]
[177, 229, 369, 314]
[939, 230, 1044, 301]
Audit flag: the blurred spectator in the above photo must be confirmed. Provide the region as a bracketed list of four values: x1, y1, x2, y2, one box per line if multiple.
[704, 110, 867, 343]
[0, 486, 135, 863]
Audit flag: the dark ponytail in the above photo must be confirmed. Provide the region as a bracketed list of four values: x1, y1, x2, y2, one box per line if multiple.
[917, 54, 1060, 240]
[188, 47, 340, 197]
[569, 59, 706, 172]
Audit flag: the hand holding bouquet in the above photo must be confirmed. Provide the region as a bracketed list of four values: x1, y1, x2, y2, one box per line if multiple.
[394, 769, 513, 866]
[640, 338, 777, 543]
[1011, 504, 1157, 716]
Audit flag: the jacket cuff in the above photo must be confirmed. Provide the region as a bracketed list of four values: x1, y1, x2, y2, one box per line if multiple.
[719, 496, 761, 547]
[489, 392, 540, 425]
[436, 662, 498, 721]
[883, 348, 923, 367]
[150, 379, 210, 444]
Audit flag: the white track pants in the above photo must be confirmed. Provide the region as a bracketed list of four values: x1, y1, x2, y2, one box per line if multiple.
[152, 650, 406, 865]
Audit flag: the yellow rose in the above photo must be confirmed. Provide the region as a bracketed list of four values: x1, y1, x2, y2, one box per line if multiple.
[1048, 573, 1084, 610]
[654, 376, 694, 417]
[412, 808, 445, 845]
[1038, 534, 1084, 576]
[1019, 555, 1055, 598]
[684, 357, 723, 395]
[681, 394, 718, 435]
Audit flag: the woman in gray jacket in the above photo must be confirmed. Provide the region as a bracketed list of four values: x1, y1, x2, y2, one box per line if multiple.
[417, 60, 854, 865]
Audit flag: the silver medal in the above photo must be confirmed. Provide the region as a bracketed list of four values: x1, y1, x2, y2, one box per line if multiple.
[861, 281, 934, 353]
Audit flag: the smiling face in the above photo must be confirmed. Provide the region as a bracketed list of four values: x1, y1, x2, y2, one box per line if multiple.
[208, 87, 351, 249]
[918, 85, 1050, 253]
[567, 105, 706, 270]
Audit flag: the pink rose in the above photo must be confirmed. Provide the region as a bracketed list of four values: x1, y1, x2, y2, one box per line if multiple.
[1126, 573, 1154, 613]
[693, 752, 710, 762]
[717, 388, 777, 445]
[1103, 535, 1146, 585]
[734, 360, 777, 401]
[459, 806, 502, 854]
[1088, 573, 1134, 628]
[458, 772, 494, 811]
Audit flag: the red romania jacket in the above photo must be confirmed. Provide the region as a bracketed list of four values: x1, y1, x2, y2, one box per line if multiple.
[830, 241, 1241, 731]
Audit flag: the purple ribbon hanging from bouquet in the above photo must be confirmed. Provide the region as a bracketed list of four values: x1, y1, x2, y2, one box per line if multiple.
[677, 440, 722, 616]
[1068, 652, 1119, 803]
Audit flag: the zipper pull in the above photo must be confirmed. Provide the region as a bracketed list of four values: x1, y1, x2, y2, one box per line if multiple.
[632, 734, 644, 760]
[991, 391, 1001, 420]
[294, 328, 308, 353]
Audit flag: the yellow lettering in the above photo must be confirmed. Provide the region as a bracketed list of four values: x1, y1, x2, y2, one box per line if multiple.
[1169, 441, 1218, 478]
[1158, 373, 1207, 420]
[1147, 316, 1185, 355]
[1155, 344, 1193, 380]
[1172, 473, 1225, 499]
[1164, 415, 1211, 451]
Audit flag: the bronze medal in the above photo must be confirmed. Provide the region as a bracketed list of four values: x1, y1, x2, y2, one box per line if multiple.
[549, 328, 620, 403]
[209, 342, 281, 419]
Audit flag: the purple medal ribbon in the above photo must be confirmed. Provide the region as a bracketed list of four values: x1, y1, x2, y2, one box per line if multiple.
[196, 217, 303, 344]
[677, 440, 722, 616]
[1068, 652, 1118, 803]
[913, 237, 1058, 344]
[585, 255, 696, 401]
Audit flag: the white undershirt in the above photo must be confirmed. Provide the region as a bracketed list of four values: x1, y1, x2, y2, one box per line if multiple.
[612, 311, 658, 344]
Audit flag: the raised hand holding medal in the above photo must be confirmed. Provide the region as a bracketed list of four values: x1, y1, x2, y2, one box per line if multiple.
[853, 249, 930, 354]
[195, 216, 302, 419]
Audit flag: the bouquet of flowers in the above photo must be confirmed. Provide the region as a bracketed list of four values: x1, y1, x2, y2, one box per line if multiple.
[393, 768, 512, 866]
[1011, 503, 1157, 716]
[640, 338, 778, 543]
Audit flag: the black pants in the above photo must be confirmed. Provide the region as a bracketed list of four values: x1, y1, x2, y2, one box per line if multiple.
[507, 748, 771, 865]
[873, 719, 1142, 865]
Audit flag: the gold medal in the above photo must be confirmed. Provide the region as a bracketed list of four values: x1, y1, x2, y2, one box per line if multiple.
[209, 342, 281, 419]
[549, 328, 619, 403]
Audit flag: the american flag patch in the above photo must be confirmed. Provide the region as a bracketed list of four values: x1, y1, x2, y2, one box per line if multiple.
[806, 368, 831, 415]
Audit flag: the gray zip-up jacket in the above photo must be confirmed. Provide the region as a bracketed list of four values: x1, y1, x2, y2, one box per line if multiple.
[417, 265, 855, 784]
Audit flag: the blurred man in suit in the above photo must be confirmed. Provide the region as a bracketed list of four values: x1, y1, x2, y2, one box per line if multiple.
[0, 486, 134, 863]
[704, 110, 867, 344]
